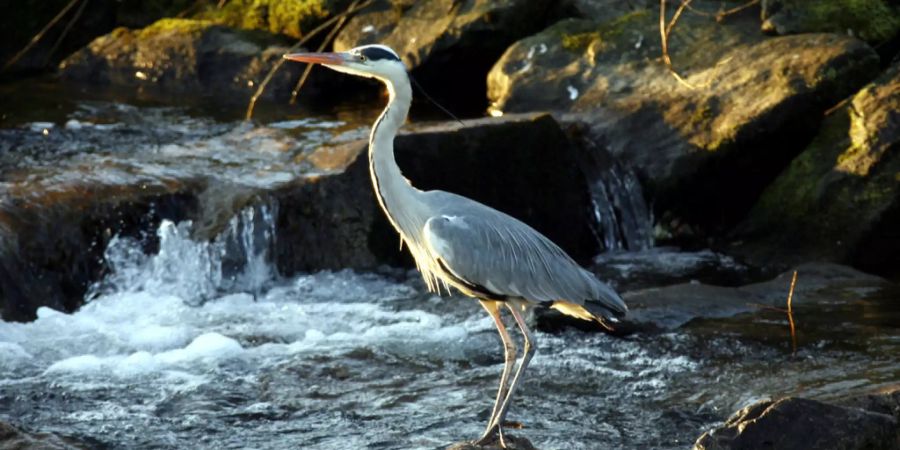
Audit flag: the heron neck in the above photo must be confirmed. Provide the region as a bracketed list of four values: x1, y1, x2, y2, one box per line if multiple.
[369, 74, 424, 241]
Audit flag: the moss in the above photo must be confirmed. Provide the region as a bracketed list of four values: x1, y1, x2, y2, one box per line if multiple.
[792, 0, 900, 43]
[138, 18, 216, 37]
[195, 0, 348, 39]
[554, 9, 652, 53]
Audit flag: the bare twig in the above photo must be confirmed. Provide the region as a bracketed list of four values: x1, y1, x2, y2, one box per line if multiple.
[786, 270, 798, 354]
[245, 0, 373, 120]
[2, 0, 82, 73]
[685, 0, 760, 22]
[659, 0, 697, 89]
[43, 0, 89, 67]
[289, 0, 362, 105]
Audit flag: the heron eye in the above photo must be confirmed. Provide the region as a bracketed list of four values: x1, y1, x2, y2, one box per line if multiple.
[358, 54, 367, 62]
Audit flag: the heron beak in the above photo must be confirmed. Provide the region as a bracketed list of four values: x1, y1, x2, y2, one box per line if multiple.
[282, 52, 346, 66]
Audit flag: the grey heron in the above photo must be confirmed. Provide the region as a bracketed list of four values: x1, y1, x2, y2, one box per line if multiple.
[284, 45, 628, 447]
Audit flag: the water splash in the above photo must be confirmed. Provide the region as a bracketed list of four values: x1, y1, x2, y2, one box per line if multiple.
[88, 203, 277, 304]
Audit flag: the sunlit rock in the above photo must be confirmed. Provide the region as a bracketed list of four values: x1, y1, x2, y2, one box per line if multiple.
[488, 6, 880, 235]
[738, 61, 900, 273]
[58, 18, 307, 101]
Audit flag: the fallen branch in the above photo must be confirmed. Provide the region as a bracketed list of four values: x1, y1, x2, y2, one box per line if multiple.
[289, 0, 362, 105]
[2, 0, 82, 73]
[245, 0, 373, 120]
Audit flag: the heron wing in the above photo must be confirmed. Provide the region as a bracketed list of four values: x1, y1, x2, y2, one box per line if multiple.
[421, 196, 626, 317]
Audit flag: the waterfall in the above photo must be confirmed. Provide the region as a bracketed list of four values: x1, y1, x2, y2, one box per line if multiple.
[589, 161, 654, 252]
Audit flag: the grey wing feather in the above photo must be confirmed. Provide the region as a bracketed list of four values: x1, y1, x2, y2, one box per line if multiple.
[421, 192, 627, 316]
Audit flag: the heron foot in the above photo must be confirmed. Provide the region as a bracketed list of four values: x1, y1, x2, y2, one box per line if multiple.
[473, 424, 507, 448]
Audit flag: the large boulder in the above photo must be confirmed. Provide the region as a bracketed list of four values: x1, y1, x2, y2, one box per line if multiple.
[488, 7, 881, 234]
[193, 0, 353, 39]
[333, 0, 557, 112]
[693, 396, 898, 450]
[738, 62, 900, 275]
[58, 18, 304, 101]
[761, 0, 900, 47]
[275, 113, 601, 274]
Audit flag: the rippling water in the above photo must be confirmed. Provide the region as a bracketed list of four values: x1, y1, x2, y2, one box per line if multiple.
[1, 86, 898, 450]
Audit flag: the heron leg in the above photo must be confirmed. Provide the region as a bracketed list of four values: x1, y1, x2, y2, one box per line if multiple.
[476, 300, 517, 444]
[489, 302, 535, 436]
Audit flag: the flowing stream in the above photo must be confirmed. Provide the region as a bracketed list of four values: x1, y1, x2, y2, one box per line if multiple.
[0, 83, 898, 449]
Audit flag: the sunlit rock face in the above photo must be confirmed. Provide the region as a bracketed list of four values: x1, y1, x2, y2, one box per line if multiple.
[486, 6, 881, 235]
[58, 18, 306, 101]
[738, 62, 900, 274]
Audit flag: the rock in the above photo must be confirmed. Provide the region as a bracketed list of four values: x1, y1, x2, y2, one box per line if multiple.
[1, 112, 604, 321]
[693, 397, 898, 450]
[0, 420, 96, 449]
[275, 112, 601, 274]
[58, 18, 306, 101]
[836, 385, 900, 423]
[446, 434, 538, 450]
[613, 262, 891, 331]
[738, 62, 900, 276]
[488, 7, 881, 234]
[334, 0, 557, 112]
[193, 0, 353, 39]
[761, 0, 900, 46]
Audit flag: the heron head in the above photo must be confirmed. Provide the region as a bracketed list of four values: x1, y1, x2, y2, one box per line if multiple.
[283, 44, 406, 81]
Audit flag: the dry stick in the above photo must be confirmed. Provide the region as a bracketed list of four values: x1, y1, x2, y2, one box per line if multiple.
[43, 0, 90, 67]
[289, 0, 361, 105]
[659, 0, 697, 89]
[2, 0, 82, 72]
[685, 0, 760, 22]
[244, 0, 374, 120]
[786, 270, 798, 354]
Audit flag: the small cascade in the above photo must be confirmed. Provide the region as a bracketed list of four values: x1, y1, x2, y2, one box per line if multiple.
[589, 162, 655, 252]
[88, 203, 278, 304]
[572, 130, 654, 252]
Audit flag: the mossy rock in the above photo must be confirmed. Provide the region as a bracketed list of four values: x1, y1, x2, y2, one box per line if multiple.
[761, 0, 900, 45]
[739, 62, 900, 273]
[194, 0, 352, 39]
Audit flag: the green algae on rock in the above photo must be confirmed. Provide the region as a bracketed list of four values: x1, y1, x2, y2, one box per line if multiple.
[761, 0, 900, 45]
[739, 62, 900, 273]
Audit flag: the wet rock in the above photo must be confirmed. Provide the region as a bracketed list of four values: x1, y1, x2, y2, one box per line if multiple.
[334, 0, 556, 112]
[617, 262, 891, 331]
[58, 18, 304, 101]
[274, 112, 601, 274]
[761, 0, 900, 45]
[836, 385, 900, 423]
[738, 62, 900, 276]
[447, 434, 538, 450]
[489, 7, 880, 233]
[0, 420, 96, 449]
[693, 396, 897, 450]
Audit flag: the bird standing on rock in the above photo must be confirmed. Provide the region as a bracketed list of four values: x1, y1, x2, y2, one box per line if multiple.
[283, 44, 627, 448]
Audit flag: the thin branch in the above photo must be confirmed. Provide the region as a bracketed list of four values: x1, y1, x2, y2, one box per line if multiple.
[43, 0, 90, 67]
[289, 0, 362, 105]
[659, 0, 697, 89]
[786, 270, 798, 354]
[2, 0, 82, 73]
[245, 0, 373, 120]
[685, 0, 760, 22]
